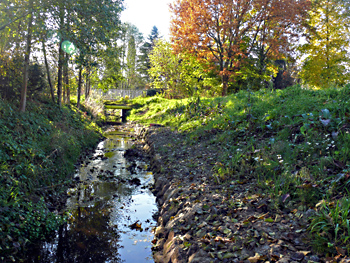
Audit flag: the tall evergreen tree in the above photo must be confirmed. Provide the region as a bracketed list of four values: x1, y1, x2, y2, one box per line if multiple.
[126, 35, 136, 87]
[138, 26, 160, 83]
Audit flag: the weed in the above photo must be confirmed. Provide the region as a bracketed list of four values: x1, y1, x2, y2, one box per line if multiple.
[129, 84, 350, 254]
[309, 198, 350, 255]
[0, 97, 101, 260]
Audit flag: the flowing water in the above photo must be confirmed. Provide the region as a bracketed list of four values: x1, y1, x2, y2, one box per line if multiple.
[28, 127, 157, 262]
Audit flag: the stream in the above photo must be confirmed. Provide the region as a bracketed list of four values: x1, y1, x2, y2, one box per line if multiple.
[27, 126, 157, 262]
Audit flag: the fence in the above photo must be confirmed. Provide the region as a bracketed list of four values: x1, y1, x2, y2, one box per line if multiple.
[92, 89, 146, 100]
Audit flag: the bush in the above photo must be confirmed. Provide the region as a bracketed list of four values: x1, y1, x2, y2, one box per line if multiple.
[0, 97, 101, 261]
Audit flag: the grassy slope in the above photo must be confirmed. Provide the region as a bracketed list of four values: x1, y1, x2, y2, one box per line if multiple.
[0, 97, 102, 261]
[130, 85, 350, 255]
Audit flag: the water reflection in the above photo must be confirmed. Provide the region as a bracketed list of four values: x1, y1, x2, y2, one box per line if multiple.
[26, 127, 156, 262]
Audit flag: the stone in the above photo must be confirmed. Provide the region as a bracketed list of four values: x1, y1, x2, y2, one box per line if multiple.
[188, 250, 211, 263]
[155, 226, 165, 238]
[309, 255, 320, 262]
[291, 252, 305, 261]
[277, 256, 291, 263]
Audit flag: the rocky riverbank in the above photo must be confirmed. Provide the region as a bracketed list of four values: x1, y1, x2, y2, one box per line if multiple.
[129, 123, 349, 263]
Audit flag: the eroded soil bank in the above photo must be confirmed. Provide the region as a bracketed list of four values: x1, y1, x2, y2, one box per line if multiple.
[131, 124, 349, 263]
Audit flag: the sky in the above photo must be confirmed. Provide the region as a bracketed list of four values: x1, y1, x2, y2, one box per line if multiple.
[120, 0, 173, 40]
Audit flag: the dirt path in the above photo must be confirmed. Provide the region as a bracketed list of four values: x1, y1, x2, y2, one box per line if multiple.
[130, 124, 347, 263]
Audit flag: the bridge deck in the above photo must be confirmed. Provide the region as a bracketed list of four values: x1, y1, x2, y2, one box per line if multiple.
[104, 104, 132, 110]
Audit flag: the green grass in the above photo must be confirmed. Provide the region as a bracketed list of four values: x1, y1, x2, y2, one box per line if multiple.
[0, 96, 102, 261]
[309, 197, 350, 254]
[129, 85, 350, 255]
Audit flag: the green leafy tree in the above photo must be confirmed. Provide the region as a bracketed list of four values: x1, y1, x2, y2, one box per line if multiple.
[0, 0, 37, 111]
[57, 0, 123, 107]
[100, 22, 143, 90]
[98, 44, 124, 90]
[149, 39, 215, 98]
[299, 0, 350, 88]
[99, 23, 142, 90]
[0, 0, 124, 109]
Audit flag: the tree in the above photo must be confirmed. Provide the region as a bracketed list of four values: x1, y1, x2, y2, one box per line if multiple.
[149, 39, 216, 97]
[56, 2, 65, 107]
[126, 35, 136, 87]
[62, 0, 123, 107]
[19, 0, 34, 112]
[0, 0, 125, 108]
[170, 0, 309, 95]
[299, 0, 350, 88]
[138, 26, 160, 83]
[120, 23, 144, 89]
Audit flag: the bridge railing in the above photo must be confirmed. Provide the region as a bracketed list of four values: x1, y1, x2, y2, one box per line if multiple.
[92, 89, 146, 100]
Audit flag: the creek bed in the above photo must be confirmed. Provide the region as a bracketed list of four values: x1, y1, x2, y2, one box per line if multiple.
[27, 126, 157, 262]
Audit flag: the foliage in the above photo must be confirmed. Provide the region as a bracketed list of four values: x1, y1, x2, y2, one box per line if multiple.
[299, 0, 350, 88]
[129, 85, 350, 254]
[170, 0, 309, 95]
[148, 39, 219, 98]
[0, 97, 101, 261]
[28, 63, 49, 96]
[126, 35, 137, 86]
[0, 0, 125, 109]
[138, 26, 160, 83]
[309, 198, 350, 254]
[0, 52, 23, 100]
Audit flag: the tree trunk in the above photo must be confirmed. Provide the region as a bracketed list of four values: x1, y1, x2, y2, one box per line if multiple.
[42, 40, 54, 103]
[19, 0, 33, 112]
[63, 53, 70, 104]
[77, 66, 83, 109]
[56, 5, 64, 107]
[66, 80, 70, 105]
[85, 69, 91, 100]
[221, 74, 229, 96]
[57, 41, 64, 106]
[62, 81, 66, 103]
[87, 78, 91, 98]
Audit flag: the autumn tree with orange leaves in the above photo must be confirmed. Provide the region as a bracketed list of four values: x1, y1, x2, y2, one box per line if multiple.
[170, 0, 309, 95]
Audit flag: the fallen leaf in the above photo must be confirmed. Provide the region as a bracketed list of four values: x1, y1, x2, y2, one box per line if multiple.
[316, 200, 326, 208]
[336, 246, 346, 256]
[248, 253, 264, 263]
[128, 221, 143, 231]
[281, 193, 290, 203]
[243, 215, 257, 224]
[257, 212, 269, 219]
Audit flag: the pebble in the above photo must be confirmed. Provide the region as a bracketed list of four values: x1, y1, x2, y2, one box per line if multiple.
[291, 252, 305, 261]
[309, 255, 320, 262]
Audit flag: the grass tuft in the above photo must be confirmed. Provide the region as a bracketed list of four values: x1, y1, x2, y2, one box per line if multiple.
[129, 85, 350, 254]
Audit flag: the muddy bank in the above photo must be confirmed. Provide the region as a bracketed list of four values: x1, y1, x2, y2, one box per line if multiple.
[132, 125, 341, 263]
